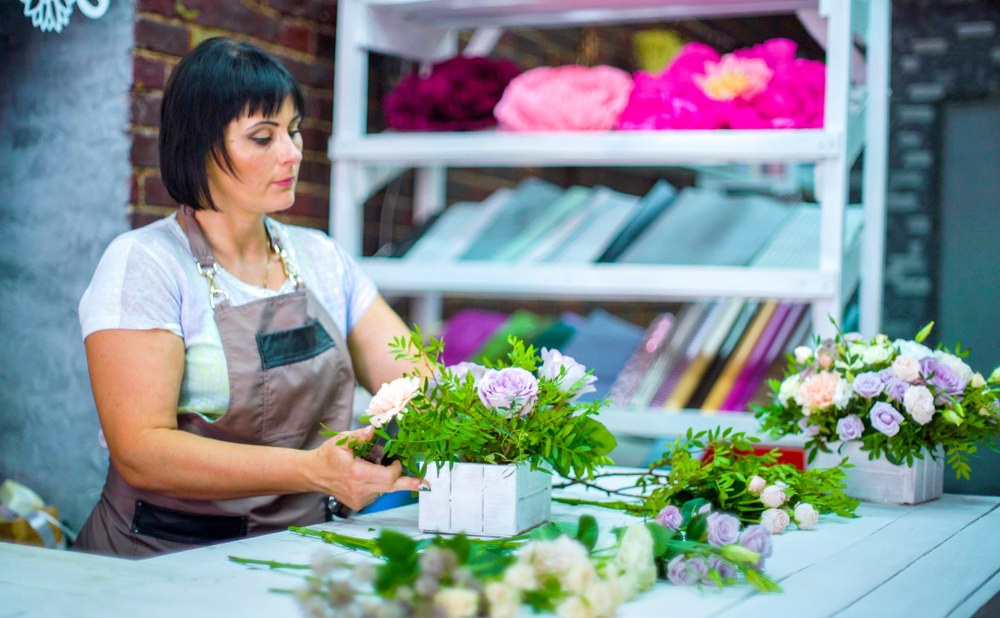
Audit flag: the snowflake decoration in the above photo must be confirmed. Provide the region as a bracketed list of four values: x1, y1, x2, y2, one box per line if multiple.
[21, 0, 110, 33]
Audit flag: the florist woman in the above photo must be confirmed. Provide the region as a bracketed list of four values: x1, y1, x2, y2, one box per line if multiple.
[74, 38, 424, 558]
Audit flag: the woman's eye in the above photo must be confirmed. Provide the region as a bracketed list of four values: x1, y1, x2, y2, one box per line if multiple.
[252, 136, 272, 146]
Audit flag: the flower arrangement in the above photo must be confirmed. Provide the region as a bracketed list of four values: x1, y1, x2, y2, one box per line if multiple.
[556, 428, 858, 537]
[493, 65, 634, 131]
[357, 332, 617, 480]
[755, 322, 1000, 478]
[238, 513, 779, 618]
[617, 38, 825, 131]
[384, 56, 521, 132]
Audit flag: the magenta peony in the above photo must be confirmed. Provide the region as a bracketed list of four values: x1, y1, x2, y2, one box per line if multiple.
[384, 56, 521, 132]
[618, 38, 825, 131]
[494, 65, 634, 131]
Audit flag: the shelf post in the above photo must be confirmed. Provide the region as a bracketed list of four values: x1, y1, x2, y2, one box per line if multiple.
[813, 0, 854, 338]
[859, 0, 890, 337]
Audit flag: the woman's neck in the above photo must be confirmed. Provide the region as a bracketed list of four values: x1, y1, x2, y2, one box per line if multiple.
[193, 206, 271, 265]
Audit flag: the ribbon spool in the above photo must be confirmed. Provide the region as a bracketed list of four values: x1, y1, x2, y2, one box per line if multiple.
[0, 480, 75, 548]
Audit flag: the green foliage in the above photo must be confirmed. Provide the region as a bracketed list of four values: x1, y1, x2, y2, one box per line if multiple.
[754, 326, 1000, 480]
[375, 330, 616, 479]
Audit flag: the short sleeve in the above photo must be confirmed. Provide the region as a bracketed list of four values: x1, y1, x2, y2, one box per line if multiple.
[333, 240, 378, 334]
[79, 236, 184, 340]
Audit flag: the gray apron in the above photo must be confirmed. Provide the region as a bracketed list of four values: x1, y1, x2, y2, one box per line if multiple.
[75, 206, 354, 558]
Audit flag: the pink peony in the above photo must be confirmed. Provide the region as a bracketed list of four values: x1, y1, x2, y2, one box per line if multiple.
[794, 371, 842, 410]
[618, 38, 825, 131]
[366, 376, 421, 427]
[495, 65, 634, 131]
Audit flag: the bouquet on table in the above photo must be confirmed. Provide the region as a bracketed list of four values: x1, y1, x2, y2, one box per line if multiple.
[755, 322, 1000, 478]
[355, 331, 617, 480]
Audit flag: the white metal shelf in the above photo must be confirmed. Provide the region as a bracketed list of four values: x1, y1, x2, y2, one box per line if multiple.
[366, 0, 818, 29]
[331, 129, 843, 167]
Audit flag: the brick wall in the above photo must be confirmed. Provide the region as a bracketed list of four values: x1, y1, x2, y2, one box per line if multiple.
[129, 0, 337, 230]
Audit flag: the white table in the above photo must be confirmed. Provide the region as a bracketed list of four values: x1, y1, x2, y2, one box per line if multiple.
[3, 490, 999, 618]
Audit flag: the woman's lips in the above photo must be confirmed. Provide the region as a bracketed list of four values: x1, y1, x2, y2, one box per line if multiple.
[274, 177, 295, 187]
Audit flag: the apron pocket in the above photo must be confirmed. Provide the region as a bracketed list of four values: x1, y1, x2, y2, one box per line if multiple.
[131, 500, 248, 545]
[256, 319, 335, 370]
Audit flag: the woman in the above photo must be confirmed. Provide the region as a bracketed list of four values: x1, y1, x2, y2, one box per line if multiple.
[75, 38, 424, 558]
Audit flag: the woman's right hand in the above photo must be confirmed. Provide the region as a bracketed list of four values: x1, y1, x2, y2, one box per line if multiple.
[309, 426, 427, 510]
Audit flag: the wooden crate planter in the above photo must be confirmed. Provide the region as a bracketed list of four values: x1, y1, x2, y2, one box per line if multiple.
[418, 462, 552, 537]
[809, 441, 944, 505]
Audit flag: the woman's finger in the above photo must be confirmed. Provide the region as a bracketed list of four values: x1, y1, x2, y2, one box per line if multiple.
[331, 426, 374, 450]
[388, 474, 427, 494]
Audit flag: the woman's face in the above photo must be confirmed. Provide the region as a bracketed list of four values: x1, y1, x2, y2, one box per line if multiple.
[207, 95, 304, 215]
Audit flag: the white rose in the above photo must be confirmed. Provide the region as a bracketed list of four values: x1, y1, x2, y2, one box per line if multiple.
[760, 485, 787, 508]
[520, 536, 588, 577]
[503, 562, 536, 591]
[556, 596, 595, 618]
[614, 523, 656, 592]
[778, 374, 802, 405]
[862, 344, 892, 365]
[485, 583, 521, 618]
[904, 385, 936, 425]
[794, 346, 814, 364]
[366, 376, 421, 427]
[892, 355, 922, 384]
[793, 503, 820, 530]
[583, 581, 618, 618]
[561, 561, 597, 595]
[433, 587, 480, 618]
[598, 563, 626, 606]
[972, 372, 987, 389]
[876, 334, 889, 344]
[894, 339, 935, 360]
[832, 376, 854, 409]
[747, 475, 767, 495]
[760, 508, 791, 535]
[847, 341, 869, 357]
[934, 351, 973, 383]
[539, 348, 597, 401]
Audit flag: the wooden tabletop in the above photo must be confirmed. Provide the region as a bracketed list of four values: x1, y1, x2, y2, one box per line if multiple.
[2, 487, 999, 618]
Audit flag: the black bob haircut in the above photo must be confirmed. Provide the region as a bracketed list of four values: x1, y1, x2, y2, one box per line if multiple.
[159, 38, 305, 210]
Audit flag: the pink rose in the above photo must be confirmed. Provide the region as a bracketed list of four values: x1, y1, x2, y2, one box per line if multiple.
[760, 485, 787, 508]
[760, 508, 790, 535]
[655, 505, 682, 531]
[747, 475, 767, 495]
[893, 355, 922, 384]
[366, 376, 421, 428]
[495, 65, 633, 131]
[794, 371, 842, 410]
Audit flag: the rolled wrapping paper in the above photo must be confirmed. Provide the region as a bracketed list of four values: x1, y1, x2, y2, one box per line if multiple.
[0, 479, 76, 547]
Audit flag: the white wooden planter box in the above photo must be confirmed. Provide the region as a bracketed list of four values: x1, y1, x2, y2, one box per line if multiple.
[808, 441, 944, 505]
[418, 462, 552, 537]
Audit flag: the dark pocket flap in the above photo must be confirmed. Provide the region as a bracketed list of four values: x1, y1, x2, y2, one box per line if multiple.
[131, 500, 248, 545]
[256, 319, 335, 370]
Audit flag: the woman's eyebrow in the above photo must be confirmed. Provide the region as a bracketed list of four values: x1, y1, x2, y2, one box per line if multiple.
[247, 120, 279, 130]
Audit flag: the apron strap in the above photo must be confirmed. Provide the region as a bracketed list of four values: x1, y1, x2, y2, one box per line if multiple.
[180, 205, 216, 270]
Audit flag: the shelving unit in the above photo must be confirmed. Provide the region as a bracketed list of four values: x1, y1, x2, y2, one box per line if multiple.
[329, 0, 891, 436]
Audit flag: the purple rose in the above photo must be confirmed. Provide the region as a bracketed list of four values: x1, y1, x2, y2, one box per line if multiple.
[920, 358, 968, 398]
[709, 556, 737, 581]
[706, 512, 741, 546]
[884, 378, 910, 403]
[667, 555, 695, 586]
[869, 402, 904, 437]
[852, 372, 884, 398]
[836, 414, 864, 441]
[656, 505, 683, 532]
[739, 524, 773, 566]
[797, 418, 820, 436]
[477, 367, 539, 417]
[698, 503, 712, 515]
[878, 368, 896, 383]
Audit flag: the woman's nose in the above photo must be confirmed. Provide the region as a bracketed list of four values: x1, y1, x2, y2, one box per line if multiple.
[278, 131, 303, 166]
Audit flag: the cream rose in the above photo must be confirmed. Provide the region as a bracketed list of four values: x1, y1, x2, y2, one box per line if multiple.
[892, 355, 922, 384]
[794, 346, 814, 364]
[761, 508, 790, 534]
[614, 523, 656, 593]
[903, 384, 936, 425]
[760, 485, 787, 508]
[584, 581, 618, 618]
[747, 475, 767, 495]
[434, 587, 480, 618]
[366, 376, 421, 427]
[793, 503, 820, 530]
[972, 372, 987, 389]
[778, 374, 802, 405]
[832, 376, 854, 409]
[561, 561, 597, 595]
[485, 582, 521, 618]
[556, 596, 595, 618]
[862, 344, 893, 365]
[502, 563, 536, 591]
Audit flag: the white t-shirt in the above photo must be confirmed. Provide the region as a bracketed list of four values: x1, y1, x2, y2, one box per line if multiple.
[79, 213, 378, 420]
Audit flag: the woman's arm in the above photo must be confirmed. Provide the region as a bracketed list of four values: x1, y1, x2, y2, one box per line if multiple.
[86, 328, 420, 508]
[347, 295, 430, 393]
